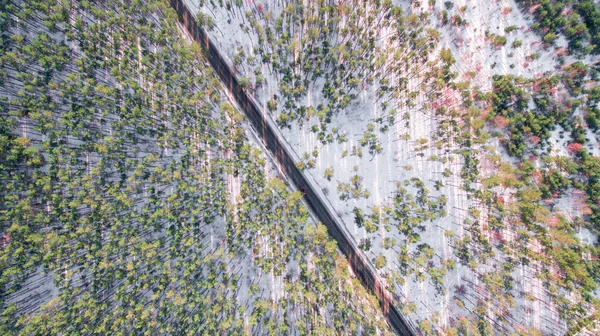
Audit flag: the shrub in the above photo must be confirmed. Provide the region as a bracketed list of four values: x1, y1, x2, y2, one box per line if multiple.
[512, 40, 523, 48]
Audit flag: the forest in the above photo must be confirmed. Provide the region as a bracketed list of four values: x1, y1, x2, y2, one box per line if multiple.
[2, 0, 600, 335]
[0, 0, 393, 334]
[193, 0, 600, 334]
[516, 0, 600, 54]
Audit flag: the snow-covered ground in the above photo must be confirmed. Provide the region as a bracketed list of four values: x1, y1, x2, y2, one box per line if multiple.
[188, 0, 600, 333]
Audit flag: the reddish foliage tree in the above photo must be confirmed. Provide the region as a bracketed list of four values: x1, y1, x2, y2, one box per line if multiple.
[529, 135, 541, 145]
[582, 203, 593, 215]
[553, 47, 567, 58]
[493, 115, 510, 128]
[532, 169, 543, 183]
[0, 233, 10, 249]
[529, 4, 541, 14]
[493, 231, 504, 243]
[546, 216, 560, 227]
[480, 107, 492, 119]
[567, 142, 584, 153]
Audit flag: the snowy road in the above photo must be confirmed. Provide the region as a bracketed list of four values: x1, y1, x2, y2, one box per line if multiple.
[169, 0, 417, 334]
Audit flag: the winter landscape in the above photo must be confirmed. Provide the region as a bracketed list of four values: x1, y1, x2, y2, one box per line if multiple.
[2, 0, 600, 335]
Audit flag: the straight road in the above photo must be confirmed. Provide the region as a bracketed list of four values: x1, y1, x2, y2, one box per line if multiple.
[169, 0, 417, 334]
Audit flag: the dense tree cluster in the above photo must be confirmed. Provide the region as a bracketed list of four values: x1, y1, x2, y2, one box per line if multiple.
[516, 0, 600, 54]
[467, 145, 600, 334]
[0, 0, 393, 334]
[489, 74, 573, 157]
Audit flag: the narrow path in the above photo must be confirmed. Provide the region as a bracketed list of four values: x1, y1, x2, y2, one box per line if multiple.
[169, 0, 417, 334]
